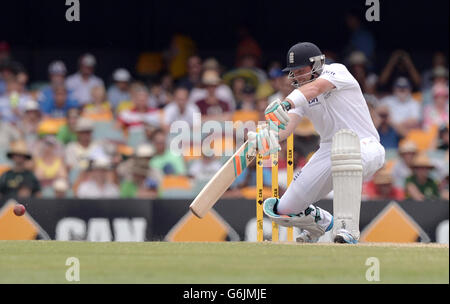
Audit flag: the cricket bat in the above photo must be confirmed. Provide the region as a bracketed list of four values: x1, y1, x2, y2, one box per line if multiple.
[189, 140, 255, 218]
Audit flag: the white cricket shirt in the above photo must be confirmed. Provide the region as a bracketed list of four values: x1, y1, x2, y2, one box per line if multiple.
[290, 63, 380, 143]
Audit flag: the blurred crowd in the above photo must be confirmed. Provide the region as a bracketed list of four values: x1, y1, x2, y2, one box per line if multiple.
[0, 20, 448, 202]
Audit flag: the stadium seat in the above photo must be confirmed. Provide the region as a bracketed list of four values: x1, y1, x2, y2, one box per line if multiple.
[127, 129, 147, 149]
[404, 127, 438, 151]
[232, 110, 259, 123]
[0, 165, 10, 176]
[93, 121, 125, 142]
[160, 175, 192, 191]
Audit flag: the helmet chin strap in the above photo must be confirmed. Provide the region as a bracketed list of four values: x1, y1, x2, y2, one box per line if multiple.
[288, 55, 325, 88]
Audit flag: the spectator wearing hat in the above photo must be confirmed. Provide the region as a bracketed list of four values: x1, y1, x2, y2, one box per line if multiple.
[117, 143, 155, 180]
[40, 84, 79, 118]
[163, 86, 199, 130]
[405, 153, 440, 201]
[190, 64, 236, 112]
[76, 158, 119, 199]
[194, 70, 232, 121]
[362, 169, 404, 200]
[423, 83, 449, 131]
[82, 85, 113, 122]
[64, 118, 102, 171]
[374, 104, 404, 149]
[0, 141, 41, 198]
[119, 145, 161, 199]
[66, 53, 104, 105]
[392, 140, 418, 188]
[38, 61, 73, 104]
[378, 50, 421, 93]
[107, 68, 132, 110]
[33, 136, 67, 188]
[177, 55, 202, 91]
[380, 77, 421, 132]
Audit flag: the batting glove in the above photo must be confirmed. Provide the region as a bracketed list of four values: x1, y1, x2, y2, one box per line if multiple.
[247, 127, 280, 157]
[264, 98, 291, 130]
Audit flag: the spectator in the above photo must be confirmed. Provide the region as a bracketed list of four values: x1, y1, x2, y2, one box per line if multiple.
[0, 77, 31, 123]
[422, 52, 447, 90]
[0, 141, 41, 198]
[267, 68, 284, 96]
[405, 153, 440, 201]
[66, 53, 104, 105]
[118, 86, 161, 132]
[148, 78, 170, 109]
[345, 9, 375, 60]
[346, 51, 379, 106]
[57, 108, 80, 145]
[380, 77, 421, 132]
[82, 85, 113, 122]
[163, 86, 199, 130]
[177, 55, 202, 91]
[0, 60, 16, 96]
[268, 75, 292, 103]
[38, 61, 71, 104]
[188, 154, 222, 185]
[53, 178, 70, 199]
[120, 161, 159, 199]
[107, 68, 131, 110]
[423, 83, 449, 131]
[190, 65, 236, 112]
[33, 136, 67, 187]
[375, 105, 403, 149]
[0, 120, 21, 153]
[237, 84, 257, 111]
[392, 140, 418, 188]
[149, 129, 187, 176]
[21, 100, 42, 138]
[0, 41, 11, 64]
[117, 143, 156, 180]
[40, 84, 79, 118]
[76, 158, 119, 199]
[194, 70, 232, 121]
[65, 118, 102, 171]
[439, 172, 449, 200]
[436, 125, 449, 151]
[378, 50, 421, 93]
[422, 67, 449, 106]
[363, 169, 404, 200]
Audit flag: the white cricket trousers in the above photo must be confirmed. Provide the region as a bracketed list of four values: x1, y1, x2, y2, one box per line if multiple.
[277, 137, 385, 215]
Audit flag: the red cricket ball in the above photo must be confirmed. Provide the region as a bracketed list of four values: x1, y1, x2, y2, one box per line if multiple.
[13, 204, 26, 216]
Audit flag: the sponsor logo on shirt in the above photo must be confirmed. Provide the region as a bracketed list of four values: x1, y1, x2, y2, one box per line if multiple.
[323, 70, 335, 76]
[308, 97, 320, 107]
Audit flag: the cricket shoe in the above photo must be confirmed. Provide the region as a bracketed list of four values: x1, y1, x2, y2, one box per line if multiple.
[263, 198, 332, 239]
[333, 229, 358, 244]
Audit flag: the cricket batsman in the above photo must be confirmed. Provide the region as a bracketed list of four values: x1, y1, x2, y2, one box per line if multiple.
[247, 42, 385, 243]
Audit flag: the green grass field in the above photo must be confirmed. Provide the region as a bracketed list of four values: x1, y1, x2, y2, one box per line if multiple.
[0, 241, 448, 284]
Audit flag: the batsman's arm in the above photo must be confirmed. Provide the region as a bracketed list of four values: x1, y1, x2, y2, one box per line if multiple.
[278, 113, 302, 142]
[284, 78, 335, 109]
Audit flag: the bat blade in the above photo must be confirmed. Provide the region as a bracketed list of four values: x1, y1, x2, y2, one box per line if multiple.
[189, 140, 254, 218]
